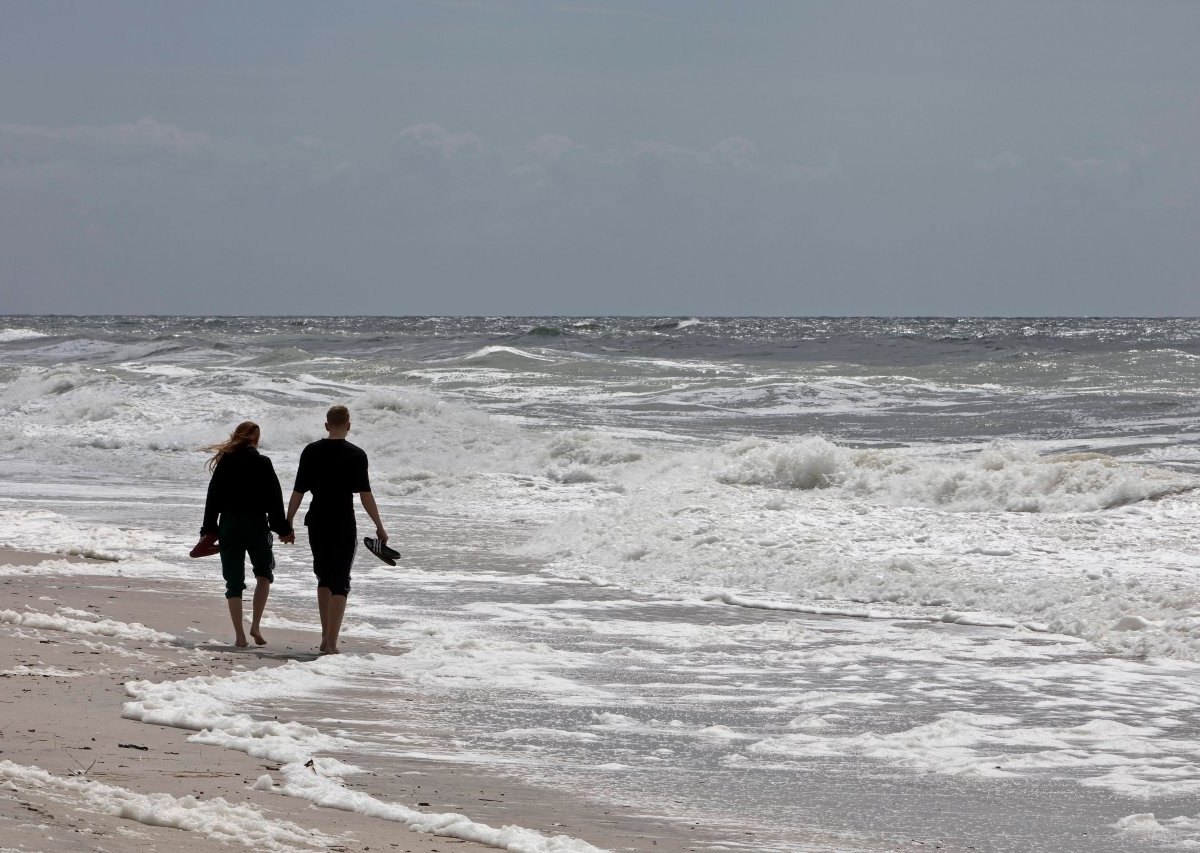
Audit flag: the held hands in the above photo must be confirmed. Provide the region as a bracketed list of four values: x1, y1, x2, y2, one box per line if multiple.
[280, 532, 296, 545]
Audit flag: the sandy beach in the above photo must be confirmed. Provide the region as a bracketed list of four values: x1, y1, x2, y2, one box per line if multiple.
[0, 549, 716, 853]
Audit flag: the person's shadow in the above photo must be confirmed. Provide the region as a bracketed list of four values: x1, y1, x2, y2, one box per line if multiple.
[194, 642, 322, 662]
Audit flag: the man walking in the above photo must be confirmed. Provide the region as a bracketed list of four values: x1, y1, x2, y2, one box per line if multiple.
[286, 405, 388, 654]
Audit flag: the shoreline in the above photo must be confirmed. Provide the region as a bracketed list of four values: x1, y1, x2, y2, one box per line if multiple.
[1, 549, 496, 852]
[0, 549, 728, 853]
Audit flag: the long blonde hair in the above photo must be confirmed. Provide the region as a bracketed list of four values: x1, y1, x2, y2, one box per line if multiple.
[205, 421, 260, 472]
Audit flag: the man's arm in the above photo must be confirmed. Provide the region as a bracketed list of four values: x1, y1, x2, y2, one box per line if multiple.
[358, 491, 387, 543]
[283, 490, 305, 543]
[284, 444, 311, 544]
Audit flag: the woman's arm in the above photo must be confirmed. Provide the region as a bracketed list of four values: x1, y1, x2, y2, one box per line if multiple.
[262, 458, 293, 539]
[200, 462, 223, 535]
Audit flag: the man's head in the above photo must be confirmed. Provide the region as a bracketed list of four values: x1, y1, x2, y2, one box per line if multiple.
[326, 405, 350, 436]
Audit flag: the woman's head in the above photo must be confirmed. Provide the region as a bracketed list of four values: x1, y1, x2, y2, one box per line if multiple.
[205, 421, 261, 471]
[229, 421, 260, 447]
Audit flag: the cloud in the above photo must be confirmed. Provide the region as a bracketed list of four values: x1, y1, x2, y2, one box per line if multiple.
[290, 135, 341, 152]
[393, 123, 485, 160]
[1056, 151, 1152, 202]
[971, 151, 1024, 173]
[0, 115, 844, 218]
[0, 116, 219, 164]
[1062, 155, 1130, 179]
[0, 159, 85, 190]
[434, 0, 508, 9]
[0, 116, 815, 200]
[624, 135, 841, 187]
[630, 137, 769, 174]
[782, 156, 841, 185]
[0, 115, 857, 313]
[630, 139, 701, 163]
[550, 3, 670, 23]
[526, 134, 581, 161]
[710, 137, 759, 171]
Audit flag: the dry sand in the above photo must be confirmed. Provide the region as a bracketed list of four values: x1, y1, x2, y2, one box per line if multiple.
[0, 549, 716, 853]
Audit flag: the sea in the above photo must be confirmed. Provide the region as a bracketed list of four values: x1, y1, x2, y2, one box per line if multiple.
[2, 316, 1199, 852]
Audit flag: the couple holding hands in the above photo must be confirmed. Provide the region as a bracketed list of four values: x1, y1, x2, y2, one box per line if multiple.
[195, 405, 396, 654]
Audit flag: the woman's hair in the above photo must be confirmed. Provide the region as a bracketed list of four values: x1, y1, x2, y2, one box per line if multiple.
[204, 421, 260, 472]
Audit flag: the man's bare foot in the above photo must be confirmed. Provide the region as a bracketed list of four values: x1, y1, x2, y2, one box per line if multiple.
[250, 627, 267, 645]
[235, 636, 249, 648]
[320, 646, 340, 655]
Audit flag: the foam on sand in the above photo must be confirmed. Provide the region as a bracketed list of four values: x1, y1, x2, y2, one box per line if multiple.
[0, 607, 177, 643]
[0, 759, 341, 852]
[1115, 812, 1200, 847]
[123, 659, 611, 853]
[266, 764, 611, 853]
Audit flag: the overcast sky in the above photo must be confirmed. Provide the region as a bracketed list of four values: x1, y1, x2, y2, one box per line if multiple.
[2, 1, 1198, 316]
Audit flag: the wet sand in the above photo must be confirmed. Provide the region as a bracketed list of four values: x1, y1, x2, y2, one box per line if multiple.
[0, 549, 726, 853]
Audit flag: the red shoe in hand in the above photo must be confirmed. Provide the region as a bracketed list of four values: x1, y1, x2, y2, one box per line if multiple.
[189, 533, 220, 558]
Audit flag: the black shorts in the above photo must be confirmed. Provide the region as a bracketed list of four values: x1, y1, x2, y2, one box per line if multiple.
[308, 526, 356, 596]
[218, 515, 275, 599]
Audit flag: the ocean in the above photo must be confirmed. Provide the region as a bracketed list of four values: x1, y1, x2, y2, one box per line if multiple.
[2, 316, 1199, 851]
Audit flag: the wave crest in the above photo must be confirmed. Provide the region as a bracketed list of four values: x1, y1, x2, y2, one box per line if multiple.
[717, 437, 1196, 513]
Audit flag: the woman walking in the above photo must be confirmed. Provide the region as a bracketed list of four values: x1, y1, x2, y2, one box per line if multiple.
[195, 422, 294, 647]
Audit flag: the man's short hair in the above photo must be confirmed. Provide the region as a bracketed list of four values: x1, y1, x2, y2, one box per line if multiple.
[326, 405, 350, 427]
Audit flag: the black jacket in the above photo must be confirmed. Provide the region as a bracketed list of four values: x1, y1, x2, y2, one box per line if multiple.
[200, 447, 292, 537]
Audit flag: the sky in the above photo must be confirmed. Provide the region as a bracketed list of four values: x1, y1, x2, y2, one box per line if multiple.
[1, 0, 1198, 316]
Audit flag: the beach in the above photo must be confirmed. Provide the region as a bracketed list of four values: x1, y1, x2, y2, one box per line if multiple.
[0, 549, 732, 853]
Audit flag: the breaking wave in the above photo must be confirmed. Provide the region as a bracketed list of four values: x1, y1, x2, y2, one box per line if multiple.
[716, 437, 1197, 513]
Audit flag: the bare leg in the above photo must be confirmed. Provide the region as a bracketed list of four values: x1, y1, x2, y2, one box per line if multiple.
[249, 577, 270, 645]
[226, 597, 248, 647]
[324, 594, 348, 655]
[317, 586, 331, 652]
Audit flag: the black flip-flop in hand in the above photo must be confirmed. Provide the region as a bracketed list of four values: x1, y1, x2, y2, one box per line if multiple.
[364, 537, 400, 566]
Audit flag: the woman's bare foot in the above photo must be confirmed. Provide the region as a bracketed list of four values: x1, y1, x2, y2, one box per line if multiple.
[234, 635, 249, 648]
[319, 646, 340, 655]
[250, 627, 267, 645]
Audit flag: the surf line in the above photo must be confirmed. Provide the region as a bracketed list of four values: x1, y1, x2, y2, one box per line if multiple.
[561, 570, 1055, 633]
[699, 589, 1053, 633]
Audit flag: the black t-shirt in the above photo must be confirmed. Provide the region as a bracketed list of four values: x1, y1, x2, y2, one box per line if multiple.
[293, 438, 371, 529]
